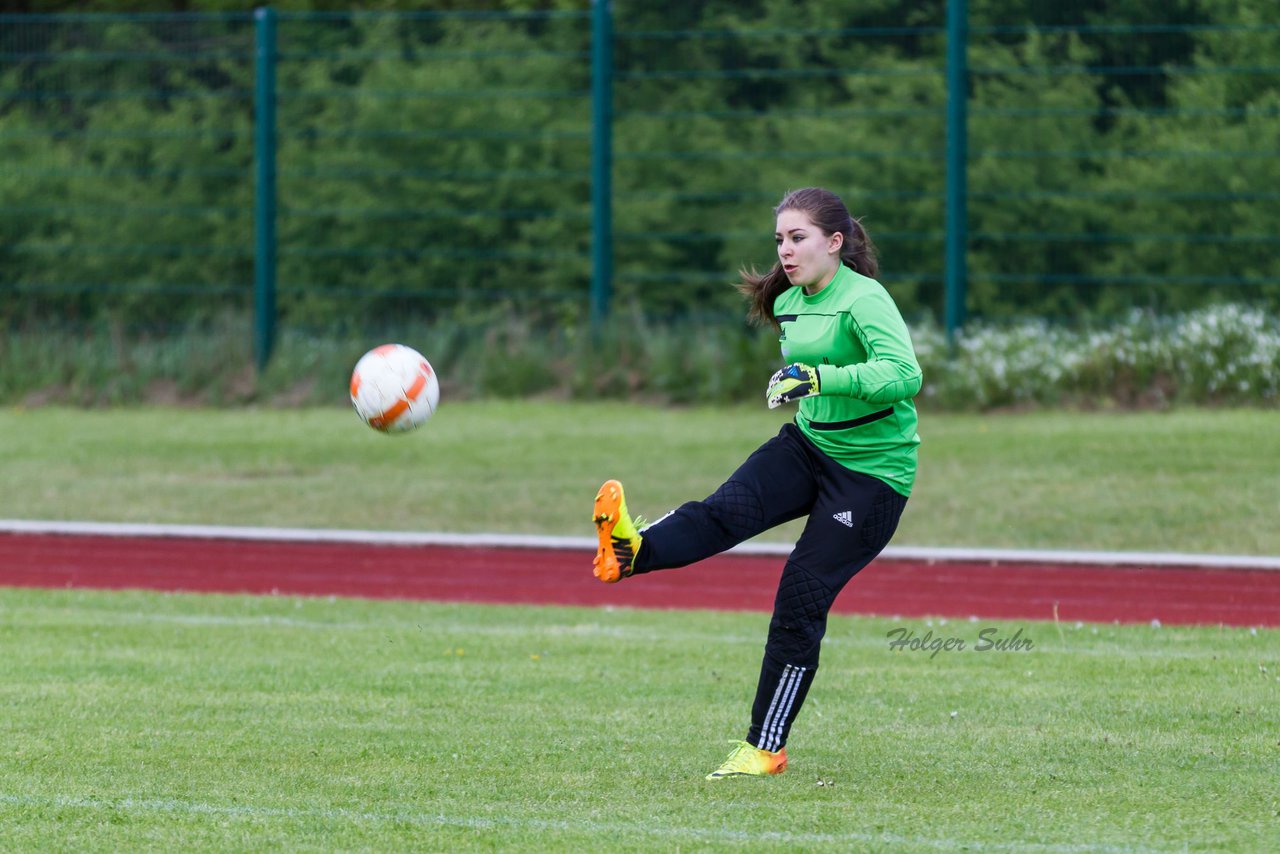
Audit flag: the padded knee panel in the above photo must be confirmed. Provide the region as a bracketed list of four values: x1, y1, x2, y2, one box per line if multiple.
[704, 479, 766, 541]
[766, 564, 837, 667]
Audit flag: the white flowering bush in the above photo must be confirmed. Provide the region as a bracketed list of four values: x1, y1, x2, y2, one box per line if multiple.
[915, 304, 1280, 410]
[5, 304, 1276, 410]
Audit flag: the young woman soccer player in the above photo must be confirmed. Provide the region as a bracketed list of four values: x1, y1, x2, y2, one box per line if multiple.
[592, 187, 922, 781]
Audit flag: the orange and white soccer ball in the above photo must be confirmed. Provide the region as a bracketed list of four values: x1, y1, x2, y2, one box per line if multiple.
[349, 344, 440, 433]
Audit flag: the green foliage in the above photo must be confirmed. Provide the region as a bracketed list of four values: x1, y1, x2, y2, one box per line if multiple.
[1, 3, 1278, 330]
[0, 14, 256, 326]
[271, 12, 592, 323]
[3, 304, 1277, 411]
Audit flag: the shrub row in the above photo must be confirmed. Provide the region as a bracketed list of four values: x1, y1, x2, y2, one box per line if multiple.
[5, 303, 1277, 411]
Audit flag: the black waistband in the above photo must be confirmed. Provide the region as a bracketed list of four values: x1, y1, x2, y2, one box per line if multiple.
[805, 407, 894, 431]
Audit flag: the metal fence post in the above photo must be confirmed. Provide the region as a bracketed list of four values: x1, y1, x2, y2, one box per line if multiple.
[590, 0, 613, 333]
[944, 0, 968, 344]
[254, 6, 278, 371]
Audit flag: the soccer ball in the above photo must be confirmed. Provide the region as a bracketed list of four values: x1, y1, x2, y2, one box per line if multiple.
[349, 343, 441, 433]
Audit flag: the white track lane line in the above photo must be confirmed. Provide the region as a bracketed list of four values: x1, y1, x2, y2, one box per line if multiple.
[1, 518, 1278, 570]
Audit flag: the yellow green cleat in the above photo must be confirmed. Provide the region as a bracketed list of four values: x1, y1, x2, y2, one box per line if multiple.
[592, 479, 644, 583]
[705, 741, 788, 780]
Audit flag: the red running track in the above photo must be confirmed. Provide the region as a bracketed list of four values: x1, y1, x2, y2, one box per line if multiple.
[1, 532, 1277, 627]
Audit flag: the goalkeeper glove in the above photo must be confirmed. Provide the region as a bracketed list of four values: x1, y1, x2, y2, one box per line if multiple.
[766, 363, 820, 409]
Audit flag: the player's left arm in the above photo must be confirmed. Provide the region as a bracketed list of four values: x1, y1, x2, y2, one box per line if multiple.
[816, 290, 923, 405]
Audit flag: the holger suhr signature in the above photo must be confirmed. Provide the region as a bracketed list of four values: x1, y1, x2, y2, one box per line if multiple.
[887, 626, 1034, 659]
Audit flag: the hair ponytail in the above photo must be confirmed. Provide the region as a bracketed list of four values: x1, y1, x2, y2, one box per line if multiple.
[737, 187, 879, 329]
[736, 263, 792, 330]
[841, 216, 879, 279]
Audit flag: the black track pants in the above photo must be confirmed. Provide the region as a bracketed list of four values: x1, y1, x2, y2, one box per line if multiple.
[632, 423, 908, 751]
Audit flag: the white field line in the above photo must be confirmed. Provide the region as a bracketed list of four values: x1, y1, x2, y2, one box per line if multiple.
[0, 792, 1171, 854]
[3, 518, 1279, 570]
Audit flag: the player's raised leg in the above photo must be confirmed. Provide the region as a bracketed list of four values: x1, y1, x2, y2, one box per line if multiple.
[591, 425, 820, 583]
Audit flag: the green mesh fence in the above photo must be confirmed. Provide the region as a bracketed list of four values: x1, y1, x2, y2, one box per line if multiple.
[609, 17, 949, 319]
[964, 20, 1280, 318]
[2, 5, 1278, 359]
[270, 9, 593, 328]
[0, 12, 256, 329]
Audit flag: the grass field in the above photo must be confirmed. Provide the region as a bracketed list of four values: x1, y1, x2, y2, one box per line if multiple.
[2, 588, 1276, 851]
[2, 403, 1279, 555]
[3, 403, 1278, 850]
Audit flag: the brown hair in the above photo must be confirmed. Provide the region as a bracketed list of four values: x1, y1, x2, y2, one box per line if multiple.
[736, 187, 879, 328]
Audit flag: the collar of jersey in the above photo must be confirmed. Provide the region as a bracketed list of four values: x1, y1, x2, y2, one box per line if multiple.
[799, 264, 849, 306]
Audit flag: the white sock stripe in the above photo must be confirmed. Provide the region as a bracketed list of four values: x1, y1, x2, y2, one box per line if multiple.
[761, 665, 806, 752]
[758, 664, 795, 751]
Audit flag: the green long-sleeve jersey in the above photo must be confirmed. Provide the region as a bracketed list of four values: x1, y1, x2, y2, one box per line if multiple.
[773, 264, 923, 496]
